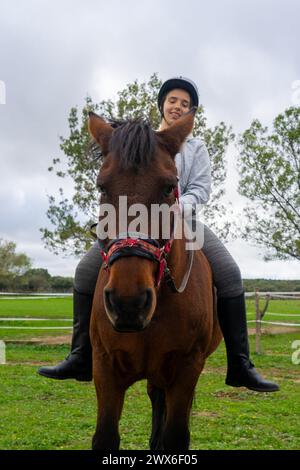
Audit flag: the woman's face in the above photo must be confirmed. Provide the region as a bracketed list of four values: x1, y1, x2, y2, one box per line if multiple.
[162, 88, 191, 126]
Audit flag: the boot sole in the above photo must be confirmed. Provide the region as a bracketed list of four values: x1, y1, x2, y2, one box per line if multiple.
[226, 380, 279, 392]
[37, 370, 92, 382]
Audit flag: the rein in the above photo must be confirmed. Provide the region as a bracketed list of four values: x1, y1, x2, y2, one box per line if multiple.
[90, 192, 194, 294]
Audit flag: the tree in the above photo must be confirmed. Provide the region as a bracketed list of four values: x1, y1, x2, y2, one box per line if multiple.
[16, 268, 52, 292]
[41, 73, 234, 256]
[50, 275, 73, 291]
[0, 239, 31, 290]
[237, 106, 300, 261]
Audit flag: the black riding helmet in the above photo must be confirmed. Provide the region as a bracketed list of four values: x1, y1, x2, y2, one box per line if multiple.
[157, 76, 199, 116]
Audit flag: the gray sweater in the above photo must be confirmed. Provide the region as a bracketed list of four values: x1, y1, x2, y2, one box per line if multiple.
[175, 136, 211, 208]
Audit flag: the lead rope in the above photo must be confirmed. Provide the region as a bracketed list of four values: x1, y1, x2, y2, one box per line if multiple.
[159, 194, 194, 293]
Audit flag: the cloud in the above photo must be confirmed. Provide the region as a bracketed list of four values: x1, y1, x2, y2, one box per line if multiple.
[0, 0, 299, 278]
[227, 240, 300, 280]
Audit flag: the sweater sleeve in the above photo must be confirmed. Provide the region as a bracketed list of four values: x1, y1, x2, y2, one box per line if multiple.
[179, 139, 212, 211]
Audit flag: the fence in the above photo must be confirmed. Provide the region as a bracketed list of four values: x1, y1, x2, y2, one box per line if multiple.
[0, 292, 72, 298]
[0, 292, 299, 340]
[0, 292, 73, 331]
[246, 291, 300, 354]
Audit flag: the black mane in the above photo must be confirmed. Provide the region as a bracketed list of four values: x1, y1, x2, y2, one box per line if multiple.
[109, 118, 156, 170]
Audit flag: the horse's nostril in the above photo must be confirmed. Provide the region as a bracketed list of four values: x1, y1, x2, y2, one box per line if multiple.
[143, 289, 153, 311]
[104, 288, 152, 314]
[104, 289, 114, 311]
[136, 290, 148, 309]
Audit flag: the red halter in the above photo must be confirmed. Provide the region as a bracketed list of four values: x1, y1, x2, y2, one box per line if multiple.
[100, 237, 173, 288]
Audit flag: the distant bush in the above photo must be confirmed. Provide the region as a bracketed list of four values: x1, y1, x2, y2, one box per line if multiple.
[243, 279, 300, 292]
[1, 268, 73, 293]
[50, 276, 73, 291]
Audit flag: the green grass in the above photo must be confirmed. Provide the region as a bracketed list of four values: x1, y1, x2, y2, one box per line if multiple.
[0, 297, 73, 340]
[0, 297, 73, 319]
[0, 333, 299, 450]
[0, 297, 299, 341]
[246, 298, 300, 317]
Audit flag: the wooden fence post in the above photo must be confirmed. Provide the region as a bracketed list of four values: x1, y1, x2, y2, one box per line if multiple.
[255, 289, 261, 354]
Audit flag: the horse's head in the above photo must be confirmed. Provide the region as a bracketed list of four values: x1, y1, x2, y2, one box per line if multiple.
[88, 109, 195, 332]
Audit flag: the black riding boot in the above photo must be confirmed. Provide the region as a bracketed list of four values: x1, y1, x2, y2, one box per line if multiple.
[217, 292, 279, 392]
[37, 289, 93, 381]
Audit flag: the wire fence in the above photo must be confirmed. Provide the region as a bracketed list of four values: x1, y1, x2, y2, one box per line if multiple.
[248, 290, 300, 354]
[0, 292, 299, 335]
[0, 292, 73, 330]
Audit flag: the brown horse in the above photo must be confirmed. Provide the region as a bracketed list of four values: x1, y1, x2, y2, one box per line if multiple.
[88, 109, 222, 450]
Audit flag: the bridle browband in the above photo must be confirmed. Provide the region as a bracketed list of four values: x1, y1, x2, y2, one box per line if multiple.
[91, 188, 194, 293]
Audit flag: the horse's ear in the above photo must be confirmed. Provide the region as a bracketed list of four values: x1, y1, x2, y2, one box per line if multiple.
[88, 111, 113, 155]
[156, 107, 197, 158]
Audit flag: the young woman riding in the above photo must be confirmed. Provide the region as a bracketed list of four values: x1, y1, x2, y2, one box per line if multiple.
[38, 77, 279, 393]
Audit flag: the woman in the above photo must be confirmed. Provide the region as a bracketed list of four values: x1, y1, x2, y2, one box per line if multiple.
[38, 77, 279, 392]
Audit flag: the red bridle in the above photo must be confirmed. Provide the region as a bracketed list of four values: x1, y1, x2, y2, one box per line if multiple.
[99, 236, 174, 289]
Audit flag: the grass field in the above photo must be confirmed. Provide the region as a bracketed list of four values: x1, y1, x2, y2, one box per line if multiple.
[0, 296, 299, 450]
[0, 296, 299, 341]
[0, 333, 299, 450]
[0, 297, 73, 340]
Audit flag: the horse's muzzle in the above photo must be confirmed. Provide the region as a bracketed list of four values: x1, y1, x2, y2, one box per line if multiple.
[104, 288, 153, 332]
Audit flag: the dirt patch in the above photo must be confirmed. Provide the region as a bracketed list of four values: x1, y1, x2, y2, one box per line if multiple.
[202, 367, 226, 374]
[6, 335, 71, 345]
[248, 327, 300, 335]
[8, 361, 50, 366]
[191, 410, 219, 418]
[4, 326, 298, 346]
[213, 390, 252, 400]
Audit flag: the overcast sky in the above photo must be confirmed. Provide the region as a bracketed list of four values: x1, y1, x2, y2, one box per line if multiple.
[0, 0, 299, 279]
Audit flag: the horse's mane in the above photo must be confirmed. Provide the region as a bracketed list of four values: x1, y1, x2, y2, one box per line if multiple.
[108, 118, 156, 170]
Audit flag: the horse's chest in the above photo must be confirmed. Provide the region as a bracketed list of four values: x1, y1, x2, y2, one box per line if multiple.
[109, 333, 203, 386]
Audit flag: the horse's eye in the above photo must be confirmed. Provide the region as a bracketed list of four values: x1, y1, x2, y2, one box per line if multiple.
[163, 185, 175, 197]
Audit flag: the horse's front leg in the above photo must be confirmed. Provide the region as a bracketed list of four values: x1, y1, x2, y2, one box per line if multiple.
[92, 358, 125, 450]
[163, 364, 203, 451]
[147, 382, 166, 450]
